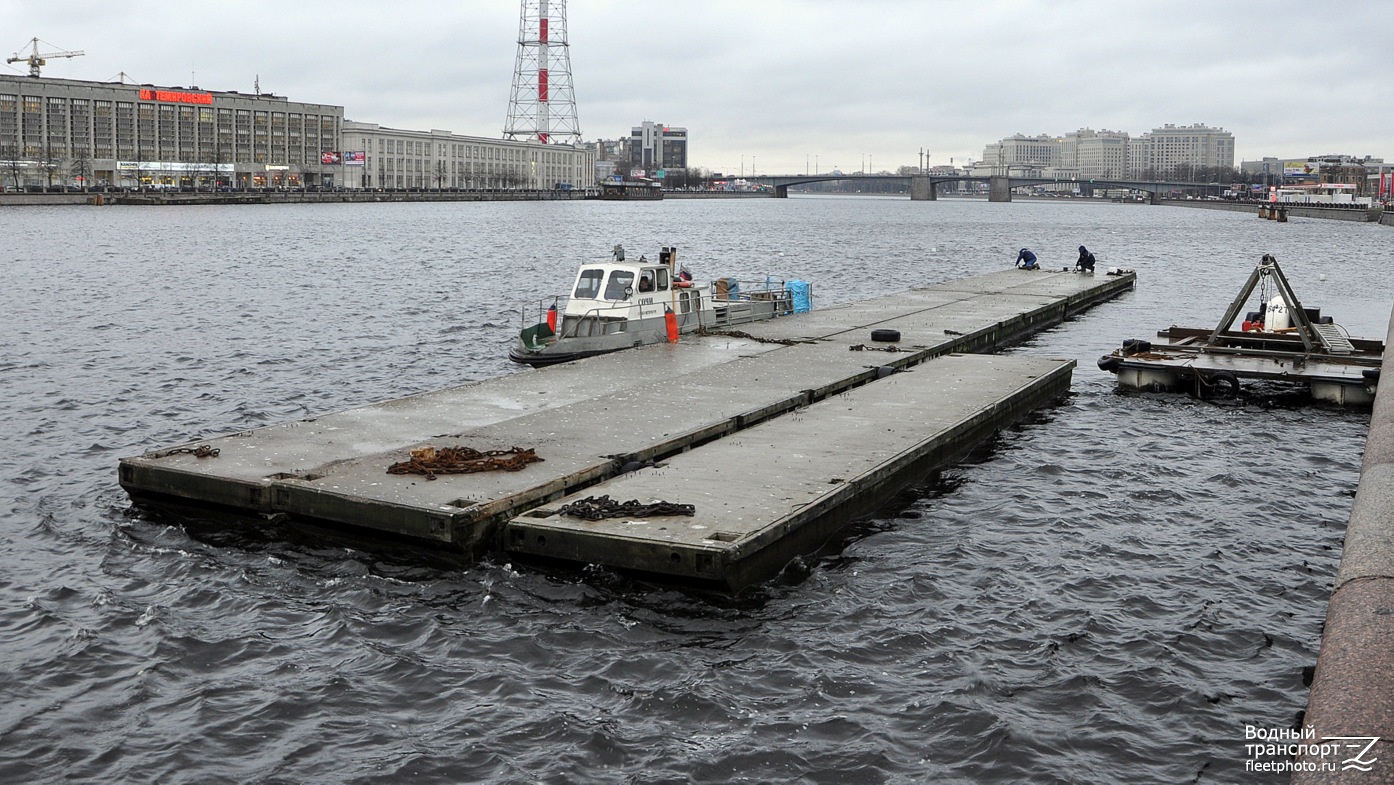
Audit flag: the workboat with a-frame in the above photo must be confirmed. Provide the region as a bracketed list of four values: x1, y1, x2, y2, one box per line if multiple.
[508, 245, 811, 367]
[1097, 253, 1383, 404]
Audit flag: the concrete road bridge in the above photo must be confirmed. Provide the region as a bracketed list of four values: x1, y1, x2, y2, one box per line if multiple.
[743, 173, 1218, 203]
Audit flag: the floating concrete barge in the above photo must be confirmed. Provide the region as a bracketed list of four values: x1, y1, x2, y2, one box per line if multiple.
[508, 353, 1073, 588]
[119, 268, 1134, 588]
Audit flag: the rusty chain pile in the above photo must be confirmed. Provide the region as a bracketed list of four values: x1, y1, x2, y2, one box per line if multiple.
[848, 343, 902, 352]
[387, 445, 543, 481]
[155, 444, 220, 458]
[702, 329, 800, 346]
[556, 494, 696, 520]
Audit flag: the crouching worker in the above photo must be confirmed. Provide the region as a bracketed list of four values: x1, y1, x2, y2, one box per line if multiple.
[1076, 245, 1096, 273]
[1015, 248, 1039, 270]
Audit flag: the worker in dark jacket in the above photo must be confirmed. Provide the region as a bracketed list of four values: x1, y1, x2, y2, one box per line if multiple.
[1076, 245, 1096, 272]
[1015, 248, 1039, 269]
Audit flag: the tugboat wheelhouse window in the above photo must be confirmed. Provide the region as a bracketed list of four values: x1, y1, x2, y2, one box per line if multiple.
[604, 271, 635, 300]
[574, 269, 604, 299]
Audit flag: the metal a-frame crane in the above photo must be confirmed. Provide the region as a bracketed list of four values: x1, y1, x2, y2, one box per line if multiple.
[7, 38, 84, 78]
[1208, 253, 1355, 355]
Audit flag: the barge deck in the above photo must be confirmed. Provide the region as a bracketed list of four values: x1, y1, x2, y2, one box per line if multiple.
[119, 268, 1135, 588]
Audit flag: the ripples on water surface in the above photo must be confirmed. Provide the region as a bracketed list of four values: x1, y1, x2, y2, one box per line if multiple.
[1, 198, 1386, 783]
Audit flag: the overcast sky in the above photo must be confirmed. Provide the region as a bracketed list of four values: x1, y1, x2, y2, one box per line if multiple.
[3, 1, 1390, 175]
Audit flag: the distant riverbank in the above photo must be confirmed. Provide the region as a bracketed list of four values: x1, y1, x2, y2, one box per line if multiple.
[0, 189, 592, 207]
[2, 189, 1385, 225]
[0, 188, 783, 206]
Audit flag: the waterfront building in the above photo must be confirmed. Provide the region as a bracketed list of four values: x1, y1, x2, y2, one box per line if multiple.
[981, 134, 1063, 175]
[1128, 123, 1234, 178]
[586, 137, 628, 181]
[1239, 156, 1285, 183]
[1240, 155, 1392, 198]
[1306, 155, 1388, 198]
[1062, 128, 1130, 179]
[0, 73, 343, 189]
[627, 121, 687, 175]
[341, 121, 594, 190]
[966, 159, 1048, 179]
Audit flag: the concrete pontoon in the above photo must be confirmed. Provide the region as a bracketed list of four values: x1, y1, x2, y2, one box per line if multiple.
[506, 353, 1074, 590]
[120, 268, 1135, 587]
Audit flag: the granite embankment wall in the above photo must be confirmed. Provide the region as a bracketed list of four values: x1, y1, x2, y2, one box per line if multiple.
[1294, 308, 1394, 784]
[1161, 199, 1383, 223]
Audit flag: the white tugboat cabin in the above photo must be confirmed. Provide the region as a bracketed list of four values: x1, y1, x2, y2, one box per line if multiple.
[509, 245, 811, 367]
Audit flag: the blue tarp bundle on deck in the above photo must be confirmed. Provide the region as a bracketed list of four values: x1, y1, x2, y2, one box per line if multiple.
[785, 280, 812, 313]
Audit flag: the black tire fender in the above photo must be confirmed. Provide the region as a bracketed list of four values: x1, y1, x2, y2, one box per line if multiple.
[870, 328, 901, 343]
[1097, 355, 1122, 373]
[1203, 370, 1241, 398]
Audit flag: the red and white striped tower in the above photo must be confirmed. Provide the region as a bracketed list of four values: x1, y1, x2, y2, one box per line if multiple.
[503, 0, 581, 145]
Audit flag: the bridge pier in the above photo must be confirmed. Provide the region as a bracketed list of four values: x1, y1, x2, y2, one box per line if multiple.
[910, 175, 937, 201]
[1149, 191, 1163, 205]
[774, 184, 789, 198]
[988, 176, 1013, 203]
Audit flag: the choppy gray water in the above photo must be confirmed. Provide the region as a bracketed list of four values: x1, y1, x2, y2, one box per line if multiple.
[2, 197, 1388, 783]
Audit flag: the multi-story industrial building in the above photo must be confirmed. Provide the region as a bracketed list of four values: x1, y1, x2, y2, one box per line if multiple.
[627, 121, 686, 174]
[0, 73, 343, 189]
[0, 73, 595, 191]
[342, 121, 595, 190]
[1129, 123, 1234, 178]
[586, 138, 627, 182]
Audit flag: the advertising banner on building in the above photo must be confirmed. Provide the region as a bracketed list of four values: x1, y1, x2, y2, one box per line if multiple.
[321, 151, 342, 165]
[343, 151, 365, 166]
[137, 88, 212, 105]
[1284, 160, 1318, 178]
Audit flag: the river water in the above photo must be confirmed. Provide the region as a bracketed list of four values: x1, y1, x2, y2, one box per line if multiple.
[2, 196, 1389, 784]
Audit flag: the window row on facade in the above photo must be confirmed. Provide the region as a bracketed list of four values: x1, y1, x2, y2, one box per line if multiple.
[1, 75, 594, 191]
[0, 93, 337, 166]
[342, 121, 595, 191]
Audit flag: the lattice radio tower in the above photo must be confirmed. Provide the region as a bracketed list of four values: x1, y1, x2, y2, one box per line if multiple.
[503, 0, 580, 145]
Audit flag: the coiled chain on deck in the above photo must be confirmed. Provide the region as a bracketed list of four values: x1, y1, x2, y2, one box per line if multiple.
[387, 446, 543, 481]
[153, 444, 220, 458]
[555, 494, 696, 520]
[848, 343, 902, 352]
[701, 329, 800, 346]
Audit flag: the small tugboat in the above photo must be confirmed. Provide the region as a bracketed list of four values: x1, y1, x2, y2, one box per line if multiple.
[508, 245, 812, 367]
[1097, 253, 1383, 405]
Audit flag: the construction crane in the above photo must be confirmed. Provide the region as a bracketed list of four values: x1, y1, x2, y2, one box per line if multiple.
[7, 37, 84, 78]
